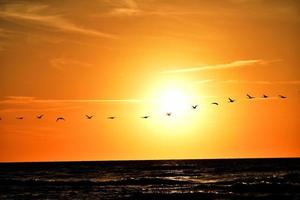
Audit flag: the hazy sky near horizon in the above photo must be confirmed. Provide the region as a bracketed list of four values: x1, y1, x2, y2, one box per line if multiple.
[0, 0, 299, 162]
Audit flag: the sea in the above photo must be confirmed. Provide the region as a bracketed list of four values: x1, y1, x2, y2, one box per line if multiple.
[0, 158, 299, 199]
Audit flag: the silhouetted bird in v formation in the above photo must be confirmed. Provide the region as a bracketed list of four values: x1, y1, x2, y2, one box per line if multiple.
[56, 117, 65, 122]
[85, 115, 93, 119]
[192, 105, 198, 109]
[228, 98, 235, 103]
[141, 115, 150, 119]
[278, 95, 287, 99]
[16, 117, 23, 120]
[247, 94, 255, 99]
[212, 102, 219, 106]
[37, 115, 44, 119]
[108, 116, 115, 119]
[262, 94, 268, 98]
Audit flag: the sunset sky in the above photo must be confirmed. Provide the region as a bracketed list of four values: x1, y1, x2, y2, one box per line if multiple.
[0, 0, 299, 162]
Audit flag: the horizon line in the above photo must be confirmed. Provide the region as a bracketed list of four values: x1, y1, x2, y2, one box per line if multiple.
[1, 156, 299, 164]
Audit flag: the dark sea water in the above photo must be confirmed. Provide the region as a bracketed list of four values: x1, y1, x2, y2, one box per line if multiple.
[0, 158, 299, 200]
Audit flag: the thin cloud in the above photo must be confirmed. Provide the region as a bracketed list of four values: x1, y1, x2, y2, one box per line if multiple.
[162, 59, 266, 73]
[0, 96, 143, 105]
[50, 57, 93, 71]
[0, 28, 12, 37]
[223, 80, 300, 85]
[194, 79, 300, 85]
[194, 79, 215, 84]
[108, 8, 141, 16]
[104, 0, 141, 16]
[0, 106, 82, 113]
[0, 3, 118, 39]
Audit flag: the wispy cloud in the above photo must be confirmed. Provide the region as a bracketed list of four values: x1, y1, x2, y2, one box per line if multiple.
[0, 96, 143, 113]
[0, 28, 13, 38]
[162, 59, 267, 73]
[108, 8, 141, 16]
[222, 80, 300, 85]
[194, 79, 300, 85]
[0, 96, 142, 105]
[0, 106, 83, 113]
[194, 79, 215, 84]
[0, 3, 118, 39]
[50, 57, 93, 71]
[104, 0, 142, 16]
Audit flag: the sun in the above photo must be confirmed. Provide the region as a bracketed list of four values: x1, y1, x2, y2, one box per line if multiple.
[159, 89, 190, 115]
[149, 79, 197, 117]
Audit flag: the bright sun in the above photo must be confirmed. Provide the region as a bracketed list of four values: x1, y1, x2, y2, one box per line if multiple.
[142, 79, 203, 136]
[159, 89, 190, 115]
[151, 79, 197, 117]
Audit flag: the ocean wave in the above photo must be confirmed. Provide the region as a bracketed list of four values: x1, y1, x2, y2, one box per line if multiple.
[0, 177, 192, 187]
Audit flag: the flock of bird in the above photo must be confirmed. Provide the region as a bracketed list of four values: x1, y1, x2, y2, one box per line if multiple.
[0, 94, 288, 122]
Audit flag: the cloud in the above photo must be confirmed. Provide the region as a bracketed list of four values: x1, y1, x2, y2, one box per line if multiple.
[194, 79, 300, 85]
[104, 0, 138, 9]
[50, 57, 93, 71]
[0, 3, 118, 39]
[194, 79, 215, 84]
[103, 0, 142, 16]
[0, 96, 142, 105]
[0, 28, 12, 37]
[162, 59, 266, 73]
[108, 8, 141, 16]
[2, 96, 36, 103]
[0, 96, 143, 112]
[222, 80, 300, 85]
[0, 106, 83, 113]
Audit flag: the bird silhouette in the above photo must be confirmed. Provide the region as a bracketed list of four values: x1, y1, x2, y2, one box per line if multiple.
[212, 102, 219, 106]
[166, 112, 172, 116]
[56, 117, 65, 122]
[192, 105, 198, 109]
[107, 116, 116, 119]
[37, 114, 44, 119]
[247, 94, 255, 99]
[228, 98, 235, 103]
[278, 95, 287, 99]
[85, 115, 93, 119]
[141, 115, 150, 119]
[0, 117, 2, 120]
[16, 117, 23, 120]
[262, 94, 268, 98]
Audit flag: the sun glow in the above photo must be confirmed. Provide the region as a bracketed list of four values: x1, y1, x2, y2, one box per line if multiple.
[159, 89, 190, 115]
[146, 79, 198, 116]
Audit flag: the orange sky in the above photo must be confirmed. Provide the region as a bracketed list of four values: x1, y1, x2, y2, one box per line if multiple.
[0, 0, 299, 162]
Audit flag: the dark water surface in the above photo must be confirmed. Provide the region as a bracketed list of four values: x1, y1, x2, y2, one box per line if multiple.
[0, 158, 299, 199]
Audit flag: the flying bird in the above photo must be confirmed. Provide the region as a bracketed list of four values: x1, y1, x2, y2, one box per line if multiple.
[247, 94, 255, 99]
[228, 98, 235, 103]
[37, 114, 44, 119]
[211, 102, 219, 106]
[16, 117, 23, 120]
[141, 115, 150, 119]
[107, 116, 116, 119]
[166, 112, 172, 116]
[0, 117, 2, 120]
[56, 117, 65, 122]
[278, 95, 287, 99]
[192, 105, 198, 109]
[85, 115, 93, 119]
[262, 94, 268, 98]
